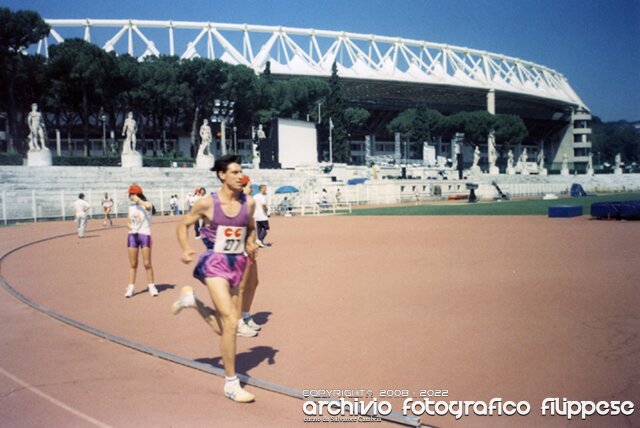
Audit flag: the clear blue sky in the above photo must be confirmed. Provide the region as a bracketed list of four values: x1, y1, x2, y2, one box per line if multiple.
[3, 0, 639, 121]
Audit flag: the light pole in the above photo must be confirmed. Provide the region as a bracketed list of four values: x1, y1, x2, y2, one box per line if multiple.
[233, 126, 237, 153]
[100, 108, 107, 155]
[211, 99, 235, 156]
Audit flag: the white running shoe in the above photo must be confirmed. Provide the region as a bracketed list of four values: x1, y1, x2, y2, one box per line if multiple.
[125, 284, 135, 298]
[172, 286, 196, 315]
[237, 319, 258, 337]
[148, 284, 159, 297]
[224, 383, 255, 403]
[244, 317, 261, 331]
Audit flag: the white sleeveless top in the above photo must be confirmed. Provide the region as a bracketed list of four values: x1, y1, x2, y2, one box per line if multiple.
[128, 204, 152, 235]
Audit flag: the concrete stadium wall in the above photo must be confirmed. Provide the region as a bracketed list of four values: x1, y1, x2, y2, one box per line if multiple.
[1, 166, 639, 223]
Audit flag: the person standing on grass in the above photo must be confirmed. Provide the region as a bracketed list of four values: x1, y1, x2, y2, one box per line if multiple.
[125, 184, 158, 298]
[73, 193, 91, 238]
[173, 154, 257, 403]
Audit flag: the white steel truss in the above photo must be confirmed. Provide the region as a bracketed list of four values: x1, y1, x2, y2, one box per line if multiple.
[37, 19, 587, 109]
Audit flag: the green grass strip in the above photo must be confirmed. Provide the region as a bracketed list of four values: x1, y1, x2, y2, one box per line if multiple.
[349, 192, 640, 216]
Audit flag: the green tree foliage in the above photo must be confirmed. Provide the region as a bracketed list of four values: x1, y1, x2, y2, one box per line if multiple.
[344, 107, 370, 131]
[47, 38, 116, 155]
[322, 62, 349, 162]
[387, 107, 443, 143]
[0, 8, 49, 151]
[591, 118, 640, 164]
[493, 114, 528, 149]
[444, 111, 496, 146]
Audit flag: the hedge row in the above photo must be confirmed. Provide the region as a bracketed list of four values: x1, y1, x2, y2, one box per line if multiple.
[0, 152, 24, 165]
[51, 156, 195, 167]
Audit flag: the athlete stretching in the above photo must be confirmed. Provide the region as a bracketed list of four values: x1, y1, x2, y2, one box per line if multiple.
[173, 154, 257, 403]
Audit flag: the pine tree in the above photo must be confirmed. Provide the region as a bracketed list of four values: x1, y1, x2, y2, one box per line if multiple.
[323, 62, 349, 163]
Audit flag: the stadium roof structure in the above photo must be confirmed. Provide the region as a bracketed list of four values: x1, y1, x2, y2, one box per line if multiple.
[36, 19, 587, 122]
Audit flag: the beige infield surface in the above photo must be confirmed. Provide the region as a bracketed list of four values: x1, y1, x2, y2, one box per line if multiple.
[0, 214, 639, 427]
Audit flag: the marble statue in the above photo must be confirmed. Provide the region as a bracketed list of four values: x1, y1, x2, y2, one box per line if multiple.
[122, 112, 138, 154]
[537, 147, 547, 175]
[537, 148, 545, 170]
[27, 103, 48, 151]
[487, 137, 497, 171]
[197, 118, 213, 157]
[614, 153, 622, 175]
[472, 146, 480, 168]
[506, 149, 515, 174]
[586, 152, 594, 176]
[253, 124, 266, 169]
[561, 153, 570, 176]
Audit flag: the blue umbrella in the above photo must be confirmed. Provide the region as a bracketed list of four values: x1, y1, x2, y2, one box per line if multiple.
[347, 177, 368, 185]
[275, 185, 299, 194]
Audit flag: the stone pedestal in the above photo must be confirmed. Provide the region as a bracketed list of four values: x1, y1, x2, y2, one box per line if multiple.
[614, 167, 623, 175]
[506, 166, 515, 175]
[561, 167, 570, 176]
[539, 168, 548, 176]
[586, 168, 594, 177]
[469, 165, 482, 176]
[488, 165, 500, 175]
[121, 151, 142, 168]
[196, 153, 214, 170]
[27, 149, 52, 166]
[521, 167, 530, 176]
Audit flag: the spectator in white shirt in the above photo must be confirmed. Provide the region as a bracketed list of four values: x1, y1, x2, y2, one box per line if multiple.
[73, 193, 91, 238]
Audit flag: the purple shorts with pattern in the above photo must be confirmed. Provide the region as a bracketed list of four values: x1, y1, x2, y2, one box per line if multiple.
[193, 250, 249, 287]
[127, 233, 152, 248]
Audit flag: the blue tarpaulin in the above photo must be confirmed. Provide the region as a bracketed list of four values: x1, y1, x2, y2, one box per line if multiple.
[347, 178, 368, 185]
[570, 183, 589, 197]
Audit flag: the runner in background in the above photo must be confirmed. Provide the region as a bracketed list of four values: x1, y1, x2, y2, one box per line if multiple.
[102, 192, 114, 226]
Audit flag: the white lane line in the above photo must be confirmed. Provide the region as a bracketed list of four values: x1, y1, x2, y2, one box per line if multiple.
[0, 366, 112, 428]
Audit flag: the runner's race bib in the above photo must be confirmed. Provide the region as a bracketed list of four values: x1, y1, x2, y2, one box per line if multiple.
[214, 225, 247, 254]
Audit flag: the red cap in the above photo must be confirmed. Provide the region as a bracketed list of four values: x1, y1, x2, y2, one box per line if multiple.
[128, 184, 143, 195]
[240, 175, 250, 186]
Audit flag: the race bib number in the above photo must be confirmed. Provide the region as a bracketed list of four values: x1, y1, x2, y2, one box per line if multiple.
[214, 226, 247, 254]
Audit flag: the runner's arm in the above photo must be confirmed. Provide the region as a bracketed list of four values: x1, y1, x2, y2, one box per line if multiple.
[177, 196, 211, 263]
[246, 197, 257, 261]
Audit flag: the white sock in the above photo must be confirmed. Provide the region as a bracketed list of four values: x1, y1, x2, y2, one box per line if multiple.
[225, 375, 239, 387]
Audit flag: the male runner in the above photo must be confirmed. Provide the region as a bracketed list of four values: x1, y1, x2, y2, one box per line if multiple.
[173, 154, 257, 403]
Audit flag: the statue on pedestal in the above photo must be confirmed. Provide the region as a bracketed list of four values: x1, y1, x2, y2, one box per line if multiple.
[195, 118, 215, 169]
[253, 124, 266, 169]
[197, 118, 213, 158]
[487, 137, 500, 175]
[122, 112, 138, 154]
[469, 145, 482, 175]
[560, 153, 570, 176]
[586, 152, 594, 176]
[516, 148, 528, 174]
[537, 148, 547, 175]
[506, 149, 515, 175]
[451, 141, 459, 170]
[614, 153, 623, 175]
[472, 145, 480, 168]
[27, 103, 48, 151]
